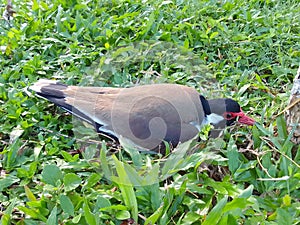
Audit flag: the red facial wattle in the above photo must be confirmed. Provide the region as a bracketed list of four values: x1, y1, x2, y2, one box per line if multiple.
[224, 108, 255, 125]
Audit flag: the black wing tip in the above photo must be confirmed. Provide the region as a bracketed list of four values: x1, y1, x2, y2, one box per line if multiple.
[30, 79, 61, 93]
[30, 79, 68, 98]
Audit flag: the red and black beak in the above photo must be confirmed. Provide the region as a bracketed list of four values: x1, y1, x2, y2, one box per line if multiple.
[232, 109, 256, 125]
[238, 113, 256, 125]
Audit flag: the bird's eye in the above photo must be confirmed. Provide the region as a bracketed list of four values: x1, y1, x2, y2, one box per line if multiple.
[224, 112, 234, 120]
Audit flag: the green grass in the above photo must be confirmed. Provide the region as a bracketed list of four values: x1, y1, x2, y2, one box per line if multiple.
[1, 0, 300, 224]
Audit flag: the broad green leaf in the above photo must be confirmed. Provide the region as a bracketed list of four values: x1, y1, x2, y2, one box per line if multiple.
[141, 11, 156, 36]
[183, 39, 189, 49]
[28, 161, 38, 177]
[24, 186, 37, 201]
[60, 151, 77, 162]
[144, 204, 165, 225]
[122, 143, 143, 168]
[1, 198, 17, 225]
[83, 199, 96, 225]
[227, 137, 240, 173]
[276, 116, 288, 140]
[72, 214, 82, 223]
[117, 163, 144, 186]
[255, 123, 272, 136]
[100, 204, 127, 212]
[239, 185, 253, 198]
[4, 138, 20, 169]
[143, 162, 160, 186]
[282, 195, 291, 207]
[63, 173, 81, 192]
[0, 175, 20, 192]
[219, 214, 238, 225]
[223, 198, 248, 213]
[161, 139, 193, 179]
[81, 144, 98, 160]
[209, 31, 219, 40]
[96, 196, 111, 210]
[149, 182, 161, 210]
[18, 206, 47, 222]
[276, 208, 292, 225]
[32, 0, 39, 11]
[202, 196, 228, 225]
[46, 206, 57, 225]
[100, 142, 112, 180]
[59, 194, 74, 216]
[1, 214, 10, 225]
[168, 180, 187, 215]
[181, 212, 201, 224]
[252, 125, 262, 149]
[112, 155, 138, 221]
[41, 165, 63, 186]
[115, 210, 131, 220]
[82, 173, 101, 191]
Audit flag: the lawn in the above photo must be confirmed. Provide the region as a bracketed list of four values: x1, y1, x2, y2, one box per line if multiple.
[0, 0, 300, 224]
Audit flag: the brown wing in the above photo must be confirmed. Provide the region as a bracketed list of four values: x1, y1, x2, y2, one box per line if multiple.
[31, 80, 205, 150]
[100, 84, 204, 150]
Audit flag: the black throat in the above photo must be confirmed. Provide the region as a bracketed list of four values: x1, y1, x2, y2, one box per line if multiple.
[199, 95, 211, 116]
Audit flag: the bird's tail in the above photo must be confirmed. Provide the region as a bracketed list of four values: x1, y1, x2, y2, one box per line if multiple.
[30, 79, 95, 124]
[30, 79, 68, 100]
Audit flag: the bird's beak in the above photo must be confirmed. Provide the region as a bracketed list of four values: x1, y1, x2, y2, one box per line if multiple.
[238, 114, 256, 125]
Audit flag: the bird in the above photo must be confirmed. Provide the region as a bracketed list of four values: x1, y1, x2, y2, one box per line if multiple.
[30, 79, 255, 153]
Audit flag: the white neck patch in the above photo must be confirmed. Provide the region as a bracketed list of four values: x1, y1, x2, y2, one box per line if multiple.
[205, 113, 224, 125]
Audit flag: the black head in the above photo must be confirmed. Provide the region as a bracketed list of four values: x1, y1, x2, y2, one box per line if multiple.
[207, 98, 255, 126]
[224, 98, 255, 126]
[224, 99, 242, 126]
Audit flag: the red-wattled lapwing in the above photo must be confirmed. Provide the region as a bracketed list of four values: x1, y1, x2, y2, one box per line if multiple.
[30, 79, 255, 152]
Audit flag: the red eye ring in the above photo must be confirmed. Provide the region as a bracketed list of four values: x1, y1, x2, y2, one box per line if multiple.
[224, 108, 246, 121]
[224, 112, 234, 120]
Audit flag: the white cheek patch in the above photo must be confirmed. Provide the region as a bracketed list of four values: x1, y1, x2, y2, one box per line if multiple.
[190, 113, 225, 130]
[206, 113, 224, 125]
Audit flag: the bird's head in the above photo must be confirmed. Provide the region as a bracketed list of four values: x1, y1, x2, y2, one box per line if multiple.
[204, 98, 255, 127]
